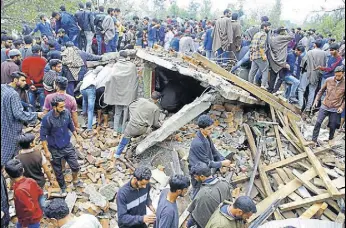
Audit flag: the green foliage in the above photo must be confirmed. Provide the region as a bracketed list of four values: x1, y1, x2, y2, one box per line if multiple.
[269, 0, 282, 27]
[187, 0, 200, 19]
[200, 0, 211, 19]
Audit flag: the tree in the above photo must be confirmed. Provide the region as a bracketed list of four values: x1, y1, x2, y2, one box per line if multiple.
[269, 0, 282, 27]
[187, 0, 200, 19]
[200, 0, 211, 19]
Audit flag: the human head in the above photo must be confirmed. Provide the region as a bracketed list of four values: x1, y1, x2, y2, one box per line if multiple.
[65, 41, 75, 48]
[232, 196, 257, 221]
[48, 40, 56, 50]
[151, 91, 162, 103]
[260, 16, 269, 23]
[13, 40, 23, 49]
[44, 198, 70, 227]
[23, 35, 33, 45]
[10, 71, 27, 88]
[18, 133, 36, 149]
[99, 6, 105, 12]
[295, 46, 305, 56]
[50, 59, 63, 73]
[40, 15, 47, 22]
[42, 34, 49, 43]
[3, 35, 13, 48]
[197, 114, 214, 136]
[5, 159, 24, 179]
[329, 43, 340, 57]
[51, 95, 66, 114]
[133, 16, 139, 22]
[54, 76, 68, 91]
[35, 36, 42, 45]
[107, 8, 114, 15]
[8, 49, 22, 65]
[52, 12, 61, 20]
[169, 175, 190, 197]
[334, 66, 345, 81]
[57, 28, 66, 37]
[60, 5, 66, 11]
[261, 22, 271, 33]
[329, 38, 336, 44]
[232, 13, 239, 21]
[314, 39, 323, 49]
[132, 166, 152, 189]
[78, 3, 84, 9]
[152, 18, 158, 25]
[86, 2, 92, 9]
[143, 17, 149, 25]
[223, 9, 231, 17]
[32, 44, 42, 56]
[191, 162, 212, 183]
[114, 8, 121, 17]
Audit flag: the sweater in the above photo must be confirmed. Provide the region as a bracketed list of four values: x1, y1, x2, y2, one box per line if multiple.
[321, 55, 343, 79]
[22, 55, 47, 87]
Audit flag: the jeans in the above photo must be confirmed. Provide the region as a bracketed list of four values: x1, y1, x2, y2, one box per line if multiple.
[232, 50, 250, 72]
[28, 87, 45, 111]
[284, 75, 300, 99]
[111, 33, 119, 52]
[67, 82, 75, 96]
[115, 137, 131, 158]
[16, 222, 40, 228]
[206, 50, 215, 60]
[136, 38, 143, 47]
[114, 105, 129, 134]
[69, 31, 79, 47]
[38, 195, 46, 210]
[298, 72, 318, 110]
[312, 109, 341, 141]
[96, 34, 103, 55]
[249, 58, 269, 87]
[148, 40, 156, 48]
[81, 86, 96, 130]
[217, 48, 229, 63]
[84, 31, 94, 54]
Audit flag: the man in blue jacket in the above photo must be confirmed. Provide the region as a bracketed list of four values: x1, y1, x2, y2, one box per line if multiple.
[188, 115, 232, 198]
[31, 15, 55, 38]
[204, 22, 215, 59]
[148, 18, 160, 48]
[117, 166, 156, 228]
[52, 11, 80, 47]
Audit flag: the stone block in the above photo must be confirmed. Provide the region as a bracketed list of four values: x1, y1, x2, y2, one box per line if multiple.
[99, 182, 119, 201]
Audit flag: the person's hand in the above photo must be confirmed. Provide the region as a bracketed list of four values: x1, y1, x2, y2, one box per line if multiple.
[30, 85, 37, 91]
[285, 64, 290, 70]
[221, 159, 232, 167]
[143, 215, 156, 224]
[75, 135, 82, 145]
[262, 55, 267, 61]
[312, 101, 318, 109]
[315, 66, 322, 70]
[37, 112, 45, 119]
[338, 107, 344, 114]
[51, 180, 59, 188]
[45, 152, 52, 161]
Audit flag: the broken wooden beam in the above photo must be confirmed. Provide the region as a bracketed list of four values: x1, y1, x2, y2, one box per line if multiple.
[289, 120, 341, 197]
[279, 189, 345, 211]
[136, 92, 214, 155]
[192, 53, 301, 121]
[300, 203, 328, 219]
[270, 106, 284, 160]
[263, 146, 330, 172]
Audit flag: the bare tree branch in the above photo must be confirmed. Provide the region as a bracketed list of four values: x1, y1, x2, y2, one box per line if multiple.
[3, 0, 18, 9]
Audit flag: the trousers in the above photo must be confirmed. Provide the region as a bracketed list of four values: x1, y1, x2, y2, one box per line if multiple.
[81, 86, 96, 130]
[114, 105, 129, 134]
[248, 58, 269, 87]
[312, 109, 341, 142]
[298, 72, 318, 110]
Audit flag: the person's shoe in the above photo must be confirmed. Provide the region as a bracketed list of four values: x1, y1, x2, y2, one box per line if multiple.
[113, 132, 118, 138]
[60, 189, 67, 197]
[230, 66, 237, 73]
[73, 180, 85, 189]
[260, 86, 268, 91]
[289, 97, 299, 103]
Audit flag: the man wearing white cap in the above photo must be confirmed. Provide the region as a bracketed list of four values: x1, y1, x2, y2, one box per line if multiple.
[1, 49, 21, 84]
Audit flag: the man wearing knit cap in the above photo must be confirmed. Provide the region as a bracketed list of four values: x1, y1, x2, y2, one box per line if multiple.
[188, 114, 232, 198]
[1, 49, 21, 84]
[110, 92, 162, 164]
[312, 66, 345, 146]
[206, 196, 257, 228]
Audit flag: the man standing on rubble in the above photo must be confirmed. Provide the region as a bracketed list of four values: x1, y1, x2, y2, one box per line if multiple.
[187, 162, 232, 228]
[206, 196, 257, 228]
[155, 175, 190, 228]
[110, 92, 162, 162]
[188, 115, 232, 198]
[104, 49, 138, 136]
[117, 166, 156, 228]
[311, 66, 345, 146]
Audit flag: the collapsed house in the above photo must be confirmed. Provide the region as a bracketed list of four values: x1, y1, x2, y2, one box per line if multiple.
[5, 48, 344, 227]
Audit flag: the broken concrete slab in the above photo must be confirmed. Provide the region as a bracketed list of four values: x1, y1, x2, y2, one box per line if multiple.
[65, 192, 77, 213]
[99, 182, 119, 201]
[136, 92, 214, 155]
[151, 169, 170, 187]
[84, 185, 108, 208]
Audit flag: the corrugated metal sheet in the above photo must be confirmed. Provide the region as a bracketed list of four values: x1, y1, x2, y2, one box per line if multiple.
[259, 218, 343, 228]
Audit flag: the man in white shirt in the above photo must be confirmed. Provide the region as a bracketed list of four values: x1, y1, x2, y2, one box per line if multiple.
[179, 31, 196, 54]
[45, 198, 102, 228]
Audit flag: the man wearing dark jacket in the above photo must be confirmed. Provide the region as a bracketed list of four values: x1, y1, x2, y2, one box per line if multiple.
[75, 2, 95, 53]
[188, 115, 232, 197]
[52, 11, 80, 47]
[187, 163, 232, 228]
[117, 166, 156, 228]
[94, 6, 107, 55]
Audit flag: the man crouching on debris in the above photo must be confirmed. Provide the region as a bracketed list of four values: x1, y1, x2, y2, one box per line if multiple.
[311, 65, 345, 146]
[187, 162, 232, 228]
[117, 166, 156, 228]
[110, 92, 162, 163]
[206, 196, 257, 228]
[188, 114, 232, 198]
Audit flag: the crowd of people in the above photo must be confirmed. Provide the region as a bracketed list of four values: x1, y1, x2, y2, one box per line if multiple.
[1, 2, 345, 228]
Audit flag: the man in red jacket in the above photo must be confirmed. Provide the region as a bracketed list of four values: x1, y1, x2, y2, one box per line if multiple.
[5, 159, 44, 228]
[22, 44, 47, 111]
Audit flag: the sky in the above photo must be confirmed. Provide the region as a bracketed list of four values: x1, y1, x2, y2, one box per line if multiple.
[175, 0, 343, 24]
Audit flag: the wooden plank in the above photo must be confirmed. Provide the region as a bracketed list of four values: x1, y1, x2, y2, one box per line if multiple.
[179, 204, 191, 228]
[282, 211, 297, 219]
[243, 123, 283, 220]
[279, 189, 345, 211]
[248, 168, 318, 223]
[315, 203, 330, 219]
[332, 176, 346, 189]
[192, 53, 301, 121]
[270, 106, 284, 160]
[263, 146, 329, 172]
[278, 126, 304, 152]
[290, 120, 341, 197]
[300, 203, 328, 219]
[335, 212, 345, 224]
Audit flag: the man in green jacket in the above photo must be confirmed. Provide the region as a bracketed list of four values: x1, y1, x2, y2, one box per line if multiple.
[206, 196, 257, 228]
